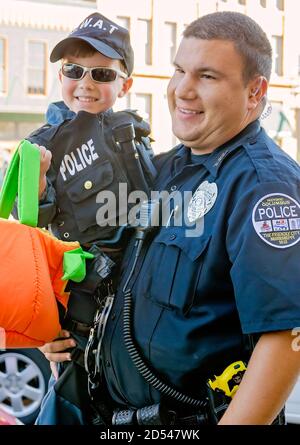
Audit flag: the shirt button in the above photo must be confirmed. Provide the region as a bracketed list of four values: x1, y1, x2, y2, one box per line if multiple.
[170, 234, 177, 240]
[170, 185, 177, 192]
[105, 361, 111, 367]
[63, 232, 70, 239]
[111, 313, 116, 321]
[84, 180, 93, 190]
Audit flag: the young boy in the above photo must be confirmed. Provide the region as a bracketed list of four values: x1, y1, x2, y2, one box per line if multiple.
[20, 12, 155, 425]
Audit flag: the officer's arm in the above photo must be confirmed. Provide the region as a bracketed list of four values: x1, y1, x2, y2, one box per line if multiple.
[218, 329, 300, 425]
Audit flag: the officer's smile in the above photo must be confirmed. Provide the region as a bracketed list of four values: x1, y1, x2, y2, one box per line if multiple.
[177, 107, 203, 116]
[175, 106, 204, 121]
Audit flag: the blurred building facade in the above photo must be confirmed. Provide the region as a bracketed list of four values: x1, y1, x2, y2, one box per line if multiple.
[1, 0, 300, 170]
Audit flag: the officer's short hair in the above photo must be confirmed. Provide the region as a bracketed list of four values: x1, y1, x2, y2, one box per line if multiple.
[61, 40, 127, 74]
[183, 11, 272, 84]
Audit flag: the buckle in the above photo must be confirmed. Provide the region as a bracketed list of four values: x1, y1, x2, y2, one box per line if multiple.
[64, 318, 91, 337]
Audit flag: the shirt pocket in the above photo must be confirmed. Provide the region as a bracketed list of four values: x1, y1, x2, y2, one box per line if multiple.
[143, 228, 211, 315]
[65, 159, 115, 232]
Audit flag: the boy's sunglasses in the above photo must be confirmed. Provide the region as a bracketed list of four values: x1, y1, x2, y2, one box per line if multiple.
[61, 63, 128, 83]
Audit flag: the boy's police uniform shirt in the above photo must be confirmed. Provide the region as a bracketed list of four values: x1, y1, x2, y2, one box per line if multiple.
[101, 119, 300, 408]
[24, 102, 153, 244]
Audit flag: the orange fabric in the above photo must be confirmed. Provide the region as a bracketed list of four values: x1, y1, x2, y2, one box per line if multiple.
[0, 218, 79, 348]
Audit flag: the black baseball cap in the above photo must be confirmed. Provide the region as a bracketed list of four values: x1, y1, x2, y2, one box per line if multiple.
[50, 12, 134, 76]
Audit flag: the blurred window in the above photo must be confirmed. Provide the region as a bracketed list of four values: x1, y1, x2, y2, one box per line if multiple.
[0, 38, 7, 94]
[137, 19, 152, 65]
[165, 22, 177, 65]
[271, 35, 283, 76]
[117, 16, 130, 30]
[27, 41, 47, 95]
[276, 0, 284, 10]
[135, 93, 152, 126]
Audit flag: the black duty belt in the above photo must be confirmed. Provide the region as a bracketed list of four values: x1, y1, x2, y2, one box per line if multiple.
[64, 317, 91, 338]
[111, 402, 210, 426]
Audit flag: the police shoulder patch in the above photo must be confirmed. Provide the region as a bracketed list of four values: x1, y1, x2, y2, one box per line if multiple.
[252, 193, 300, 248]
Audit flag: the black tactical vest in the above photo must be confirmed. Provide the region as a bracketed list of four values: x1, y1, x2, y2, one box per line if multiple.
[28, 110, 156, 244]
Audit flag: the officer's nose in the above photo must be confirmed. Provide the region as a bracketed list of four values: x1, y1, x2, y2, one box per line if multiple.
[175, 75, 197, 101]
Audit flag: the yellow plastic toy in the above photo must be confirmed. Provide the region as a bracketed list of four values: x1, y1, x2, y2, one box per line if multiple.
[208, 361, 247, 398]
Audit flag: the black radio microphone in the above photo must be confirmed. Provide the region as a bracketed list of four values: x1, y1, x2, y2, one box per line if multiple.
[112, 122, 150, 195]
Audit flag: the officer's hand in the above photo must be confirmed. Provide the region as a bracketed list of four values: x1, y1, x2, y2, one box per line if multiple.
[33, 144, 52, 198]
[39, 330, 76, 364]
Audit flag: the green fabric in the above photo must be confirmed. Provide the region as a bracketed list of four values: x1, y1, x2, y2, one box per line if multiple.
[0, 139, 40, 227]
[62, 248, 94, 283]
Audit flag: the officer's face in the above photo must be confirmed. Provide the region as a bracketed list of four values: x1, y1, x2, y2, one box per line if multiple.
[59, 52, 132, 114]
[167, 38, 262, 154]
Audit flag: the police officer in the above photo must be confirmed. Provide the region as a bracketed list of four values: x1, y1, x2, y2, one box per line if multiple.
[45, 11, 300, 425]
[99, 12, 300, 425]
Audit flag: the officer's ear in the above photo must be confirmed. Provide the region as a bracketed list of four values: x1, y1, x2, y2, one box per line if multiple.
[118, 77, 133, 98]
[58, 68, 63, 84]
[248, 76, 268, 110]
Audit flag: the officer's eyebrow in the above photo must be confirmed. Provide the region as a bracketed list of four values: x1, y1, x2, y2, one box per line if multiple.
[173, 62, 224, 77]
[196, 66, 224, 77]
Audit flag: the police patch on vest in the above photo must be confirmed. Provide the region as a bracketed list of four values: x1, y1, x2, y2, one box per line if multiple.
[187, 181, 218, 223]
[252, 193, 300, 248]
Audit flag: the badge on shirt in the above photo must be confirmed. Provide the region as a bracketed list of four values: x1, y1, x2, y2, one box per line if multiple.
[252, 193, 300, 248]
[187, 181, 218, 223]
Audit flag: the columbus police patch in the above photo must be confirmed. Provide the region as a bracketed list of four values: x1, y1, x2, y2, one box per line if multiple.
[252, 193, 300, 248]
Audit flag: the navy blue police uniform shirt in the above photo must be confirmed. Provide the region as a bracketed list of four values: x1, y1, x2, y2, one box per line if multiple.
[101, 119, 300, 409]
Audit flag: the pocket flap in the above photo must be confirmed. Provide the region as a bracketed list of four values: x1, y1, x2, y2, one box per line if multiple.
[65, 159, 114, 203]
[153, 227, 211, 262]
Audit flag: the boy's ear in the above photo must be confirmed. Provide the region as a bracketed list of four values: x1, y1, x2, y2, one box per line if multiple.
[118, 77, 133, 98]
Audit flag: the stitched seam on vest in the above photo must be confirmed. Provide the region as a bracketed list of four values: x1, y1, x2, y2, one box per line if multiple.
[7, 330, 44, 346]
[52, 257, 68, 305]
[21, 228, 40, 334]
